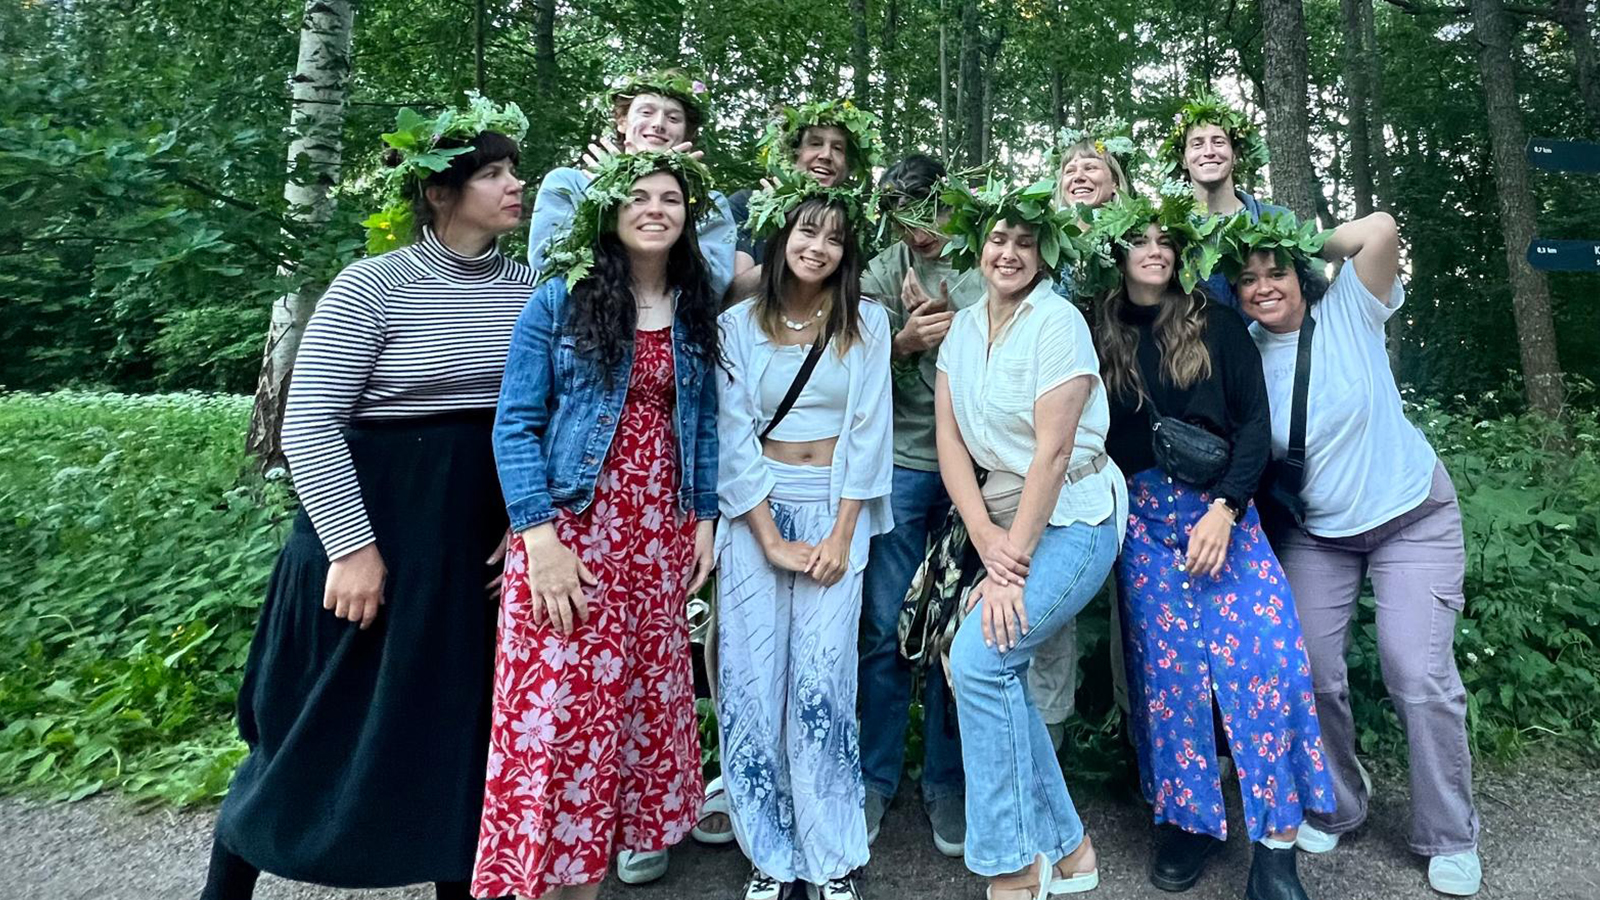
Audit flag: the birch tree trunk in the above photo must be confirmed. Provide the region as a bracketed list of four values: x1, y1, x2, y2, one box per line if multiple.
[1259, 0, 1318, 219]
[246, 0, 356, 467]
[1470, 0, 1566, 416]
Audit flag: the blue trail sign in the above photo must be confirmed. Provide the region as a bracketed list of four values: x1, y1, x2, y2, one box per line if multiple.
[1527, 139, 1600, 174]
[1527, 239, 1600, 272]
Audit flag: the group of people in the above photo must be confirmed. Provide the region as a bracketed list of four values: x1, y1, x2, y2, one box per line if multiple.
[197, 71, 1483, 900]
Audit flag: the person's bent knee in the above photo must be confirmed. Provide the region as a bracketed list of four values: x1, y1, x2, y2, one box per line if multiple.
[949, 615, 1001, 695]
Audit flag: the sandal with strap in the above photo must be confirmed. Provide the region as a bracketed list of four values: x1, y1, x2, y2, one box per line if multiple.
[1050, 836, 1100, 895]
[692, 775, 736, 845]
[986, 852, 1053, 900]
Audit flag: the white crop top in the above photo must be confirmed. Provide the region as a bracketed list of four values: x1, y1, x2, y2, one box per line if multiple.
[757, 342, 850, 441]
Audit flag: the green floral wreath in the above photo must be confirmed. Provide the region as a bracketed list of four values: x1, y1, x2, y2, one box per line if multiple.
[541, 150, 716, 288]
[1051, 116, 1140, 176]
[1076, 180, 1223, 296]
[1213, 208, 1333, 283]
[938, 172, 1090, 275]
[875, 165, 969, 248]
[755, 99, 885, 186]
[361, 92, 530, 253]
[747, 173, 878, 253]
[596, 69, 711, 131]
[1156, 89, 1271, 185]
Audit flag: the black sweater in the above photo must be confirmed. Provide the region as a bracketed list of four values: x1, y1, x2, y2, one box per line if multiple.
[1102, 299, 1271, 509]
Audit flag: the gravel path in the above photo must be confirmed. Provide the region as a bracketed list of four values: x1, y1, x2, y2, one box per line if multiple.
[4, 758, 1596, 900]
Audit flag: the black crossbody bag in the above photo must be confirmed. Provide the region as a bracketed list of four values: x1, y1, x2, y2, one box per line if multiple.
[1256, 313, 1316, 542]
[1145, 392, 1232, 489]
[760, 330, 830, 439]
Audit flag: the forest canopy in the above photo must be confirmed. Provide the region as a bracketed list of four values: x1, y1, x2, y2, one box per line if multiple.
[2, 0, 1596, 410]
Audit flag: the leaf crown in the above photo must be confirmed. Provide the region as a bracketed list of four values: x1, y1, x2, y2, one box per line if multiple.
[756, 99, 886, 186]
[1051, 115, 1140, 173]
[1077, 180, 1221, 296]
[1156, 89, 1271, 184]
[542, 150, 716, 288]
[362, 92, 530, 253]
[1214, 208, 1333, 282]
[938, 172, 1090, 275]
[599, 69, 711, 128]
[747, 172, 878, 253]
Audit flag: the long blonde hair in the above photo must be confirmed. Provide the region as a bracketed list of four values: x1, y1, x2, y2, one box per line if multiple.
[1095, 243, 1212, 406]
[1053, 141, 1131, 210]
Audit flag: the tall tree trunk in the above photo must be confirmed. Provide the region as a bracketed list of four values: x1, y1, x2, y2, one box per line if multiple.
[1361, 0, 1395, 208]
[849, 0, 871, 104]
[1340, 0, 1375, 216]
[246, 0, 356, 467]
[881, 0, 900, 152]
[1556, 0, 1600, 131]
[959, 0, 982, 165]
[1471, 0, 1566, 416]
[1259, 0, 1318, 218]
[939, 0, 950, 161]
[475, 0, 486, 93]
[1049, 0, 1065, 130]
[533, 0, 556, 94]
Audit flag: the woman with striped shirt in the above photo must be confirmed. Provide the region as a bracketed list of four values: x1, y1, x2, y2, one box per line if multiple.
[201, 100, 533, 900]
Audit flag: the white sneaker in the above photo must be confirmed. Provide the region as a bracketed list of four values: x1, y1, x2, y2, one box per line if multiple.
[808, 876, 861, 900]
[1428, 849, 1482, 896]
[743, 868, 784, 900]
[1294, 822, 1340, 853]
[1297, 757, 1374, 853]
[616, 848, 669, 884]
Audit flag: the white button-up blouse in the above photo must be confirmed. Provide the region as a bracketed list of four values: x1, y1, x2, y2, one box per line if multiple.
[715, 297, 896, 571]
[935, 277, 1125, 530]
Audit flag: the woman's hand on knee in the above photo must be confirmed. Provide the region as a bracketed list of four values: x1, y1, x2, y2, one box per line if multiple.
[971, 576, 1029, 652]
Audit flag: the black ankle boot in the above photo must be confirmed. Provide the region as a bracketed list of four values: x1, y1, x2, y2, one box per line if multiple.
[1149, 823, 1218, 892]
[1245, 844, 1312, 900]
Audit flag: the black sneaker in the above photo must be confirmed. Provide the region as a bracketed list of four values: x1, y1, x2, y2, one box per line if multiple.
[1150, 823, 1219, 892]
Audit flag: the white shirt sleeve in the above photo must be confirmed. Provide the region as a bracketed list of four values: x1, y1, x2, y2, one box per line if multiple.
[841, 302, 895, 502]
[1033, 304, 1101, 398]
[715, 306, 777, 520]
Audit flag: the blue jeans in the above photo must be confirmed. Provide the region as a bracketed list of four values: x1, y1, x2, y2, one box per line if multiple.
[950, 519, 1119, 876]
[857, 466, 964, 802]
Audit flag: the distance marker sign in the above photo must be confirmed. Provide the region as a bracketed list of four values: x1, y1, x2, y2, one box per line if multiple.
[1527, 139, 1600, 174]
[1527, 239, 1600, 272]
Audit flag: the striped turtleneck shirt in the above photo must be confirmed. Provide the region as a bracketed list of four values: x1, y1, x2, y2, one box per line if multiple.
[281, 227, 535, 560]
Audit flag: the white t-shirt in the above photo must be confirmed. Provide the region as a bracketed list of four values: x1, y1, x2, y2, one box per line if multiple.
[1251, 268, 1436, 538]
[936, 278, 1124, 528]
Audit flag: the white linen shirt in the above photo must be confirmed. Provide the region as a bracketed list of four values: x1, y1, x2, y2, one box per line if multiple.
[715, 297, 896, 571]
[936, 277, 1125, 530]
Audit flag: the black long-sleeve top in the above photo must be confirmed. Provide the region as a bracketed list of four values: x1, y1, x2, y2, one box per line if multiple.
[1102, 299, 1271, 510]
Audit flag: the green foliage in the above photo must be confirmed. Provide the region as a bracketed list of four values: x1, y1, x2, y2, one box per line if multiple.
[0, 391, 293, 805]
[745, 173, 878, 255]
[939, 173, 1087, 274]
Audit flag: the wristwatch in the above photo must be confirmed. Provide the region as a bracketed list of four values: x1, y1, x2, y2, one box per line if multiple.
[1212, 496, 1244, 523]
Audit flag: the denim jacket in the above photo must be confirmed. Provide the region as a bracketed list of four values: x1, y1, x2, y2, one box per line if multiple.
[493, 277, 719, 532]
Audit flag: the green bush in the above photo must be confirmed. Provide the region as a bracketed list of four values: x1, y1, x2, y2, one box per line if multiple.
[0, 391, 293, 804]
[0, 389, 1595, 808]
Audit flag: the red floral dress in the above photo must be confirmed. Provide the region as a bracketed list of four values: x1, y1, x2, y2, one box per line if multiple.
[473, 327, 703, 895]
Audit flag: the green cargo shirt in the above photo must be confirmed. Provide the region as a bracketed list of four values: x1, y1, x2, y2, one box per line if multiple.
[860, 241, 989, 471]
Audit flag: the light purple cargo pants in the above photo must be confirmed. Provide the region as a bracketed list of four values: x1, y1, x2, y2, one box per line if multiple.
[1272, 461, 1480, 856]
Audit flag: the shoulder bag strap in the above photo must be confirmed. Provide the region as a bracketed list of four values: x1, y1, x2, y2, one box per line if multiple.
[760, 331, 830, 440]
[1280, 313, 1317, 493]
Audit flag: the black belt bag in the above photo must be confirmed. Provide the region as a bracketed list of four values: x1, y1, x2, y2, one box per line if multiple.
[1146, 399, 1231, 489]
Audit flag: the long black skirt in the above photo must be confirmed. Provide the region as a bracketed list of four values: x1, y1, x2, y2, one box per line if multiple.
[215, 411, 506, 888]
